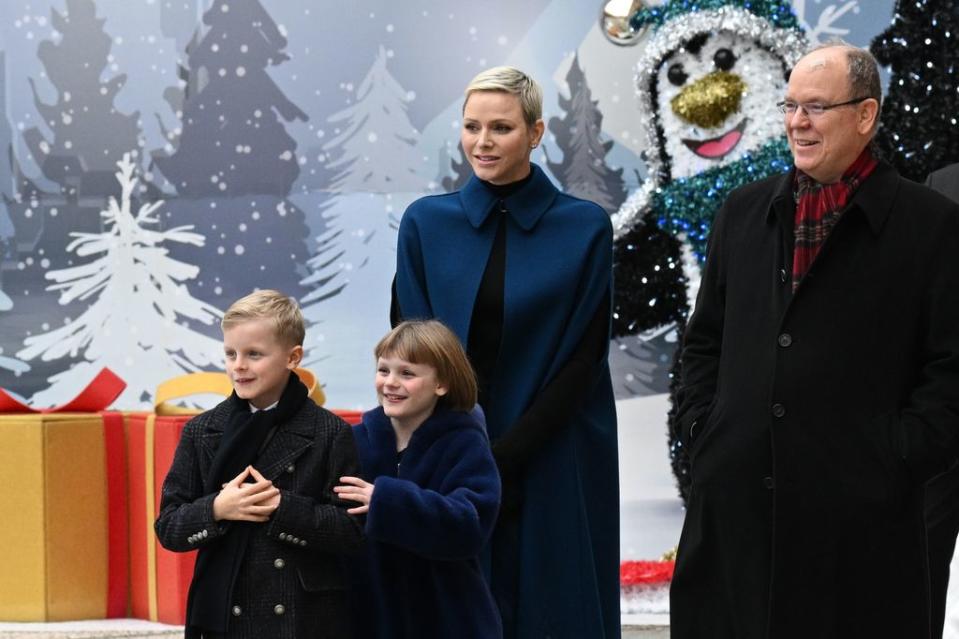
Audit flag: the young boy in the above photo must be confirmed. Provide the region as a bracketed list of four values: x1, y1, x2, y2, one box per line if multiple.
[155, 290, 363, 639]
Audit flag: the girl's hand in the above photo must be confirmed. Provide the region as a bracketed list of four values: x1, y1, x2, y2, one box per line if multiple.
[334, 476, 374, 515]
[213, 465, 280, 522]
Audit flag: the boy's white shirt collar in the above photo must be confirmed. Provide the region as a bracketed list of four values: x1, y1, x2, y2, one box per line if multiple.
[249, 400, 278, 413]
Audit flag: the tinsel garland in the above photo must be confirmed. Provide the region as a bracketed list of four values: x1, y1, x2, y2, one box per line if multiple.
[871, 0, 959, 181]
[654, 137, 793, 262]
[612, 210, 689, 338]
[630, 0, 801, 33]
[620, 560, 676, 586]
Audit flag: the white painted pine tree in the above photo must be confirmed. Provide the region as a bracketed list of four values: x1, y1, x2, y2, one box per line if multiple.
[305, 46, 426, 404]
[0, 286, 28, 376]
[0, 311, 30, 375]
[323, 46, 426, 193]
[17, 153, 224, 408]
[299, 203, 349, 308]
[0, 209, 28, 375]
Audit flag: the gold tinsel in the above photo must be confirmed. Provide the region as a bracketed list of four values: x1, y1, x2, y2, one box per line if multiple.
[670, 71, 746, 129]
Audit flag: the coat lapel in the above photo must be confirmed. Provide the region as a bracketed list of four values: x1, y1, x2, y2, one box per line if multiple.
[361, 408, 400, 479]
[768, 161, 899, 313]
[197, 402, 230, 472]
[847, 161, 899, 236]
[256, 407, 315, 481]
[459, 164, 559, 231]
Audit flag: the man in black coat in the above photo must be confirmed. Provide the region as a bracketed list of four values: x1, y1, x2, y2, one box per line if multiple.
[924, 160, 959, 639]
[670, 42, 959, 639]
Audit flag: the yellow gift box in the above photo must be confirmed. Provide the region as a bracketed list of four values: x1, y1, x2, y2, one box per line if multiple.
[0, 413, 110, 621]
[0, 369, 128, 622]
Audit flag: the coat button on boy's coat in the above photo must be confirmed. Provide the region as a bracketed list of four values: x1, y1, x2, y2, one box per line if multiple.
[274, 604, 286, 615]
[771, 403, 786, 418]
[274, 558, 285, 569]
[231, 605, 242, 617]
[778, 333, 793, 347]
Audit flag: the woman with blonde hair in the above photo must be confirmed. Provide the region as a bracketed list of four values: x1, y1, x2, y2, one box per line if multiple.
[392, 66, 620, 638]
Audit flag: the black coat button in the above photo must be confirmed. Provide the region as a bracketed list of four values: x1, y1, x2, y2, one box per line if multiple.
[771, 403, 786, 418]
[778, 333, 793, 347]
[764, 476, 775, 489]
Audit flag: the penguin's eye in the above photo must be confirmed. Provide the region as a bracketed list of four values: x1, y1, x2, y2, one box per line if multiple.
[667, 63, 688, 86]
[713, 48, 736, 71]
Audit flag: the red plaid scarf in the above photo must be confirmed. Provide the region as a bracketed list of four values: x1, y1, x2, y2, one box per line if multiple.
[792, 148, 878, 290]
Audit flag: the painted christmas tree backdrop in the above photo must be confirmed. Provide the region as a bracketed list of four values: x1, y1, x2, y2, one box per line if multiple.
[0, 0, 897, 414]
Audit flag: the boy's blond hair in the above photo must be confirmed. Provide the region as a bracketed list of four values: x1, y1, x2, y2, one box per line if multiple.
[464, 66, 543, 127]
[222, 289, 305, 347]
[375, 320, 478, 412]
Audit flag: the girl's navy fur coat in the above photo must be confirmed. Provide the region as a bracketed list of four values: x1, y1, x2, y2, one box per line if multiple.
[351, 406, 502, 639]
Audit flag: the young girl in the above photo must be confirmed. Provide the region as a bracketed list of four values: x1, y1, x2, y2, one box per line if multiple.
[335, 320, 502, 639]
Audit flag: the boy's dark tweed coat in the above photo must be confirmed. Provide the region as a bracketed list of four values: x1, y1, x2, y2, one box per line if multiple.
[155, 398, 363, 639]
[670, 161, 959, 639]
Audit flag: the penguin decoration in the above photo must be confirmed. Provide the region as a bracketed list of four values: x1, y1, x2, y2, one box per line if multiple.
[611, 0, 807, 501]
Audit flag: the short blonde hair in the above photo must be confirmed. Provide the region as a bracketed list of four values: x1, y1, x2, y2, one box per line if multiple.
[374, 320, 478, 412]
[222, 289, 305, 347]
[464, 66, 543, 127]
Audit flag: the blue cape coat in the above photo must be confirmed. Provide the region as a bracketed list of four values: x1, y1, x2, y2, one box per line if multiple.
[352, 406, 502, 639]
[395, 164, 620, 638]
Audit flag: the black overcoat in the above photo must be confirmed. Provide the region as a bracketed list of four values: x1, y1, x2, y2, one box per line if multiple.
[670, 161, 959, 639]
[155, 398, 364, 639]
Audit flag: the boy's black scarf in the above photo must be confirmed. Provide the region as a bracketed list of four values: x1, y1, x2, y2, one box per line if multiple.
[185, 371, 308, 638]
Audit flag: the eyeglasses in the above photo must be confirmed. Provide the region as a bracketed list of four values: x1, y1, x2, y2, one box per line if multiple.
[776, 96, 872, 117]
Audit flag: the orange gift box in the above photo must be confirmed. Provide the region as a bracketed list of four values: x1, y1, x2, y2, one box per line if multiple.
[0, 369, 128, 621]
[127, 368, 362, 625]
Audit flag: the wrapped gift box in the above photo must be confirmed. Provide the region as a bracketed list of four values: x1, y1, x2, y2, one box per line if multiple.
[0, 370, 128, 621]
[126, 409, 193, 624]
[128, 368, 350, 625]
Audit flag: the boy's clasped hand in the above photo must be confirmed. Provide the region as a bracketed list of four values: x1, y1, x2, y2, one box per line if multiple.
[212, 464, 281, 523]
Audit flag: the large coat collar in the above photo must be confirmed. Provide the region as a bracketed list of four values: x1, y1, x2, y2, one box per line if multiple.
[459, 163, 559, 231]
[199, 398, 317, 481]
[767, 159, 901, 236]
[357, 406, 485, 479]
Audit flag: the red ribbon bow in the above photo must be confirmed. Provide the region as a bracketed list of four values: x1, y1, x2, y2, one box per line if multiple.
[0, 367, 127, 413]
